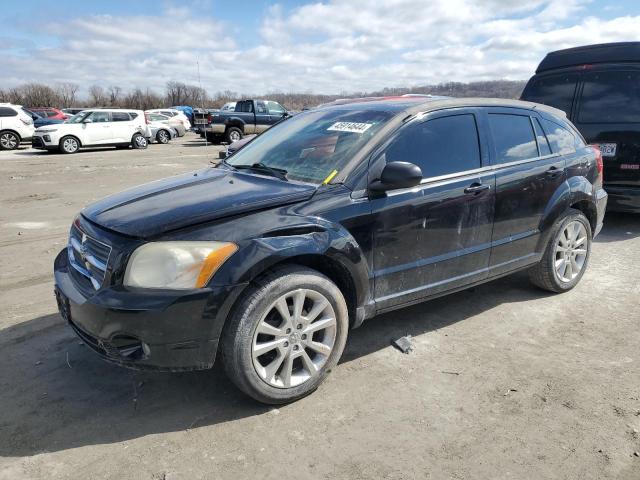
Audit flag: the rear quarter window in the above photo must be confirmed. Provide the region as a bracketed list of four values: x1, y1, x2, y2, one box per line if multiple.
[578, 71, 640, 124]
[522, 74, 578, 115]
[0, 107, 18, 117]
[541, 119, 578, 155]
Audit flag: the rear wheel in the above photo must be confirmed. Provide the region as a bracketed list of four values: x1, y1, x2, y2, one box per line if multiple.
[222, 265, 349, 404]
[156, 129, 170, 144]
[0, 131, 20, 150]
[225, 127, 242, 144]
[529, 209, 592, 292]
[59, 136, 80, 154]
[131, 133, 148, 149]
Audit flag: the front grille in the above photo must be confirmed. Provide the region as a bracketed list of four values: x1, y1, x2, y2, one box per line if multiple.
[67, 223, 112, 291]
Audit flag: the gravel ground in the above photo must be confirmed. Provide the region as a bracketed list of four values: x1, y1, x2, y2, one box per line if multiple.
[0, 133, 639, 480]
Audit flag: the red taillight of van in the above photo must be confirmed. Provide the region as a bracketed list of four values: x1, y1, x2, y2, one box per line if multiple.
[590, 144, 604, 184]
[144, 114, 150, 124]
[207, 113, 212, 123]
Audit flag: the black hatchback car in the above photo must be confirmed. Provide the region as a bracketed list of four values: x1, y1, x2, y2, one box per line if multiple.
[54, 97, 607, 404]
[521, 42, 640, 213]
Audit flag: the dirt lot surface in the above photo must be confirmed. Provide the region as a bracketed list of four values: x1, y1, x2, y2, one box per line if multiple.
[1, 133, 639, 480]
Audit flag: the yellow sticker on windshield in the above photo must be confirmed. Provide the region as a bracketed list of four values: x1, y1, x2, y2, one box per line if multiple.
[323, 169, 338, 185]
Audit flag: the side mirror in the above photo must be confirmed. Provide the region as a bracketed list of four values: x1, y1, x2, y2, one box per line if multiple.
[369, 161, 422, 193]
[282, 112, 289, 118]
[83, 118, 93, 124]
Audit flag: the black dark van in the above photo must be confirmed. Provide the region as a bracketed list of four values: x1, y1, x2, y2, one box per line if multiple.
[54, 97, 607, 404]
[521, 42, 640, 212]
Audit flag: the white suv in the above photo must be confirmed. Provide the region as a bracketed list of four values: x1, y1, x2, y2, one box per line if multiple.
[0, 103, 35, 150]
[32, 109, 150, 154]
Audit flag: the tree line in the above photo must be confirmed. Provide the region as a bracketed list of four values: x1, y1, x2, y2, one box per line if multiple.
[0, 79, 527, 111]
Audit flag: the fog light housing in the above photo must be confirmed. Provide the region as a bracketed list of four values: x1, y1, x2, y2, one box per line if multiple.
[43, 135, 51, 142]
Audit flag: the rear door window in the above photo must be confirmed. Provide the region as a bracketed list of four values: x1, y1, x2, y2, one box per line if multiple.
[522, 74, 578, 115]
[385, 114, 481, 178]
[578, 71, 640, 123]
[532, 118, 552, 156]
[488, 114, 538, 163]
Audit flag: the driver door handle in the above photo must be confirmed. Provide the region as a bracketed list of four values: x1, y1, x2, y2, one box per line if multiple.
[464, 183, 490, 194]
[545, 166, 564, 178]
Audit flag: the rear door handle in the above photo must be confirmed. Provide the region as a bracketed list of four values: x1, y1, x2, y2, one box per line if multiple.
[464, 183, 490, 194]
[545, 166, 564, 178]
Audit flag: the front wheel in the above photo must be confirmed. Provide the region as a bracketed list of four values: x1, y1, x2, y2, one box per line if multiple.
[131, 133, 148, 149]
[59, 136, 80, 154]
[222, 265, 349, 404]
[529, 209, 592, 293]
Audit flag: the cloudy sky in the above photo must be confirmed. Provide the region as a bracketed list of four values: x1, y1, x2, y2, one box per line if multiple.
[2, 0, 640, 95]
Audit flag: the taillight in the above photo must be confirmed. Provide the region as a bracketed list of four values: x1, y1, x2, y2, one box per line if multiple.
[590, 144, 604, 183]
[207, 113, 212, 123]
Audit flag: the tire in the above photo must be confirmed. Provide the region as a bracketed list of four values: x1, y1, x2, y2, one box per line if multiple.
[0, 131, 20, 150]
[529, 209, 592, 293]
[156, 129, 170, 144]
[131, 133, 148, 149]
[225, 127, 242, 144]
[222, 265, 349, 404]
[59, 136, 80, 154]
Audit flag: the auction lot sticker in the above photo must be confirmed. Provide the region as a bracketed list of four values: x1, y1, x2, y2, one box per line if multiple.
[328, 122, 373, 133]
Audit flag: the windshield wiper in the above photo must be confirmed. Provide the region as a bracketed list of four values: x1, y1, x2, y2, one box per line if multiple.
[234, 162, 289, 181]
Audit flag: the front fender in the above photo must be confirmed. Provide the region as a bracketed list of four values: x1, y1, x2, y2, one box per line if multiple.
[209, 220, 371, 313]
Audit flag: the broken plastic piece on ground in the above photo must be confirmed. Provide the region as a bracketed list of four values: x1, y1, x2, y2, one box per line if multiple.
[391, 335, 413, 354]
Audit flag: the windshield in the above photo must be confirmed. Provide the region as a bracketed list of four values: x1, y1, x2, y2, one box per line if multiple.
[66, 111, 92, 123]
[225, 108, 394, 184]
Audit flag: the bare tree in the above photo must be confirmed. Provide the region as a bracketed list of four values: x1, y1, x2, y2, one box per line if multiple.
[88, 85, 107, 107]
[108, 86, 122, 106]
[58, 82, 79, 107]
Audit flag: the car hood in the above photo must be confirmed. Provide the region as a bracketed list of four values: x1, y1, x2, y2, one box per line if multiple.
[81, 167, 317, 238]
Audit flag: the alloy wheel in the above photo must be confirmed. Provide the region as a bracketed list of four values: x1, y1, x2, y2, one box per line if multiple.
[229, 130, 241, 142]
[0, 133, 18, 149]
[554, 220, 588, 282]
[63, 138, 78, 153]
[135, 135, 147, 148]
[252, 289, 337, 389]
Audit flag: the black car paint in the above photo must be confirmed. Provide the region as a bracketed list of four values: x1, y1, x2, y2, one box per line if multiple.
[521, 43, 640, 212]
[54, 99, 607, 371]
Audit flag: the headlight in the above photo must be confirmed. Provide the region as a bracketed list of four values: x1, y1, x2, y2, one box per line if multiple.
[123, 241, 237, 289]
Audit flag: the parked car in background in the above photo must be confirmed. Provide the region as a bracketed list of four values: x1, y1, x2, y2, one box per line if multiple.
[0, 103, 35, 150]
[145, 112, 187, 137]
[218, 133, 256, 159]
[145, 115, 178, 144]
[170, 106, 194, 126]
[54, 96, 606, 404]
[32, 108, 150, 153]
[24, 109, 65, 129]
[62, 107, 88, 116]
[28, 107, 68, 121]
[146, 108, 191, 130]
[207, 99, 289, 143]
[521, 41, 640, 213]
